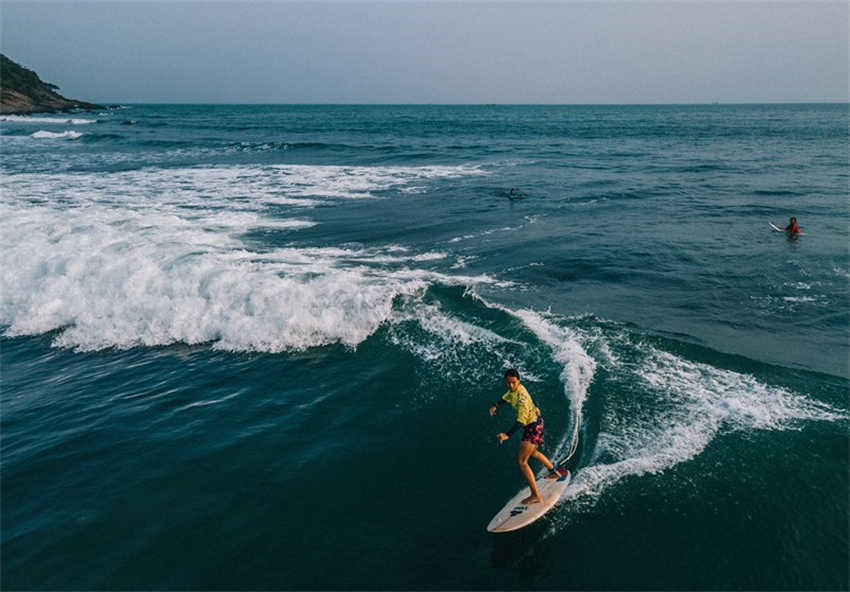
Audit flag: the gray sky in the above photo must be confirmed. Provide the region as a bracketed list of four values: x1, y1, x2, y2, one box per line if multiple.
[1, 1, 847, 104]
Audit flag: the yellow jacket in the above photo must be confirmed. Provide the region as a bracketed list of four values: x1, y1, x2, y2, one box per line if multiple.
[501, 384, 541, 426]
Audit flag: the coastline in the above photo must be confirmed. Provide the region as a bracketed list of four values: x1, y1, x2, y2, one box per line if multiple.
[0, 54, 108, 115]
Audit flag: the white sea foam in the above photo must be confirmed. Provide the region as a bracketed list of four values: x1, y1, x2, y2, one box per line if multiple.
[260, 219, 317, 230]
[750, 292, 827, 311]
[31, 130, 83, 140]
[269, 164, 484, 199]
[1, 115, 96, 125]
[406, 303, 517, 349]
[464, 294, 597, 462]
[0, 162, 490, 351]
[6, 168, 323, 209]
[508, 309, 596, 461]
[560, 345, 846, 507]
[176, 389, 244, 412]
[782, 296, 817, 303]
[0, 161, 492, 353]
[0, 199, 491, 352]
[481, 226, 514, 236]
[4, 164, 484, 210]
[450, 256, 476, 269]
[785, 281, 812, 290]
[448, 215, 539, 243]
[385, 301, 523, 392]
[510, 310, 595, 414]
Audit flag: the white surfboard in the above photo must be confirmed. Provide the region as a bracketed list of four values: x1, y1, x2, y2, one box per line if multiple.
[770, 222, 805, 235]
[486, 469, 570, 533]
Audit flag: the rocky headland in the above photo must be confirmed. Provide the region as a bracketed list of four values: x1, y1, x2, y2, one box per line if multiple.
[1, 54, 108, 115]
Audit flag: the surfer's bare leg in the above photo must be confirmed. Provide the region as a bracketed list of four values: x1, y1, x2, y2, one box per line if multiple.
[518, 441, 542, 504]
[532, 450, 555, 473]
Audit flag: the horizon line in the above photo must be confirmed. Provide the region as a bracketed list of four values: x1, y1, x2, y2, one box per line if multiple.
[98, 100, 850, 106]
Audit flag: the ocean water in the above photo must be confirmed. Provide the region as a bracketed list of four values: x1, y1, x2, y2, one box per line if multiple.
[1, 104, 848, 590]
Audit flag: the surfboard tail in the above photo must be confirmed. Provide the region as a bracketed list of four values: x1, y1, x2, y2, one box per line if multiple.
[487, 470, 571, 533]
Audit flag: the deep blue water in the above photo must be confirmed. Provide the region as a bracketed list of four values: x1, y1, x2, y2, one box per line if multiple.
[1, 104, 848, 590]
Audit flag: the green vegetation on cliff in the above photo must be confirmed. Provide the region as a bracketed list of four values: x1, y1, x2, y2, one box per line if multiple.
[1, 54, 104, 114]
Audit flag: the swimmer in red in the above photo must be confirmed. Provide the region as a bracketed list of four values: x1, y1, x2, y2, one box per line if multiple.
[785, 217, 802, 235]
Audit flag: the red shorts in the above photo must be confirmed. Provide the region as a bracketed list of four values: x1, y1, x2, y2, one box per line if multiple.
[521, 417, 544, 446]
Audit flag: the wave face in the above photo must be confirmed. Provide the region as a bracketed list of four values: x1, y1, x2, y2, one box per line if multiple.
[2, 104, 848, 590]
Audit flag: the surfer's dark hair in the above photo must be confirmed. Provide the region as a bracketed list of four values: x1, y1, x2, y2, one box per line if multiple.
[504, 368, 520, 379]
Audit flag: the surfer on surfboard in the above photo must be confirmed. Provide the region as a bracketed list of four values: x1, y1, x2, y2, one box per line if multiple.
[489, 369, 563, 504]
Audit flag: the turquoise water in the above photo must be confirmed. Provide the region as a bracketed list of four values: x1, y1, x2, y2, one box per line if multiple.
[1, 104, 848, 589]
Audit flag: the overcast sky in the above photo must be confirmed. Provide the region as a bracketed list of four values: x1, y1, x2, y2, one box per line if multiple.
[1, 1, 847, 104]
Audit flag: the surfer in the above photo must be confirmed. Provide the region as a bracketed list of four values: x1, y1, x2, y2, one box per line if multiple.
[489, 369, 559, 505]
[508, 188, 523, 200]
[785, 217, 802, 235]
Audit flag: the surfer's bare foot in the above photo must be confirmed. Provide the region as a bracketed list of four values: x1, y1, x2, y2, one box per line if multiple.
[545, 469, 560, 479]
[521, 495, 542, 504]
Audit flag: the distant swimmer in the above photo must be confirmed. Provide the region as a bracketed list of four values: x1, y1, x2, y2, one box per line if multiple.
[489, 369, 564, 505]
[508, 188, 525, 200]
[769, 217, 804, 236]
[785, 217, 802, 235]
